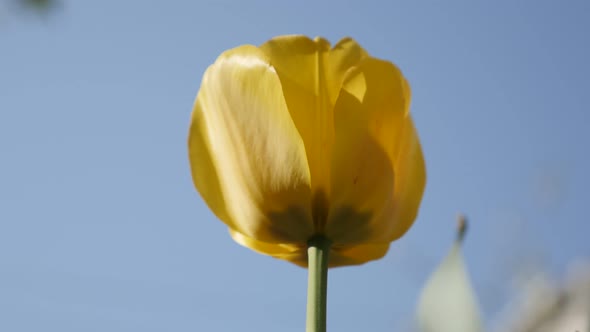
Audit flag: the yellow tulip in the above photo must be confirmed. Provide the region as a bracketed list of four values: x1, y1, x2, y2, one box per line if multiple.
[188, 35, 426, 267]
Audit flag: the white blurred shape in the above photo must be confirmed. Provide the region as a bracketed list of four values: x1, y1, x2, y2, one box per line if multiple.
[492, 260, 590, 332]
[417, 242, 484, 332]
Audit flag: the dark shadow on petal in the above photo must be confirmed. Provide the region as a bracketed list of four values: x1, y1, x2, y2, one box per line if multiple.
[264, 205, 313, 243]
[326, 207, 372, 243]
[312, 190, 329, 232]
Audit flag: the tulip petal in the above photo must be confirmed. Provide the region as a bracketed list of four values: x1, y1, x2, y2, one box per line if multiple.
[259, 36, 368, 215]
[380, 118, 427, 241]
[229, 229, 389, 268]
[330, 242, 390, 267]
[229, 228, 307, 267]
[189, 45, 314, 243]
[326, 58, 425, 244]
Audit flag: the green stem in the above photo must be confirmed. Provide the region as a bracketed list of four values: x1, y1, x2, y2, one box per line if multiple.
[306, 235, 331, 332]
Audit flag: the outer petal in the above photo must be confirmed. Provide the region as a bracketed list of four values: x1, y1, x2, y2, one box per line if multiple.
[374, 117, 426, 241]
[229, 229, 307, 266]
[259, 36, 368, 225]
[188, 45, 314, 244]
[330, 242, 390, 267]
[229, 229, 389, 268]
[325, 57, 426, 244]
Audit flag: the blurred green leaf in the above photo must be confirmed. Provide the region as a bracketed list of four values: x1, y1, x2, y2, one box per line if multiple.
[417, 240, 484, 332]
[21, 0, 54, 10]
[14, 0, 59, 16]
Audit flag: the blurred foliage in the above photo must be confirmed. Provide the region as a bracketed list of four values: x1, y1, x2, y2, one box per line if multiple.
[1, 0, 61, 18]
[416, 216, 484, 332]
[415, 215, 589, 332]
[19, 0, 58, 11]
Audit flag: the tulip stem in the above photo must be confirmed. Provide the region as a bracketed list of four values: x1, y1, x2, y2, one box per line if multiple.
[306, 235, 331, 332]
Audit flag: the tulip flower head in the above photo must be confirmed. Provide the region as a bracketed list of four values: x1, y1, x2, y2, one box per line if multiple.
[188, 35, 426, 267]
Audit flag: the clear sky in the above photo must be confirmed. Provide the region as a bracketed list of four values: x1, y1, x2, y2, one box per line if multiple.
[1, 1, 589, 331]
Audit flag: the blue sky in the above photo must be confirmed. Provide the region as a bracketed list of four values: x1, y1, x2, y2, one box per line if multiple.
[1, 1, 589, 331]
